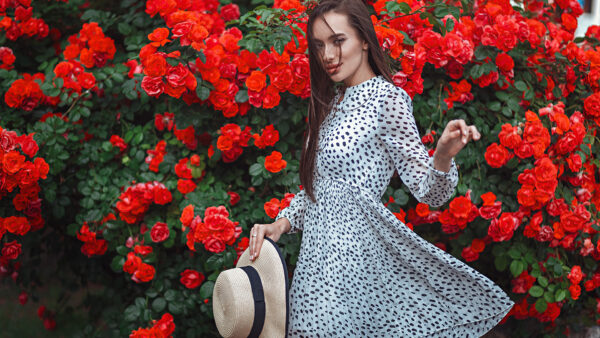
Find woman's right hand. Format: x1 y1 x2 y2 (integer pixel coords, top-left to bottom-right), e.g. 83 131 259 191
248 218 291 262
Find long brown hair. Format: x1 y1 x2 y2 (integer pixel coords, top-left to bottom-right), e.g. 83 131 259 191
301 0 393 203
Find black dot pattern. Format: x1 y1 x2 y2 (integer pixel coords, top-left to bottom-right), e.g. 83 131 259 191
276 75 514 337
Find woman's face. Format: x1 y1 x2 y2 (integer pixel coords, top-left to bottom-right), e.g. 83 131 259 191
311 11 374 87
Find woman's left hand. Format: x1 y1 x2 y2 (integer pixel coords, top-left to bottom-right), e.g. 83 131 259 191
435 119 481 159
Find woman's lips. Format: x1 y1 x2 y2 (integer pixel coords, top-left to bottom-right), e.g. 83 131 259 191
327 63 341 73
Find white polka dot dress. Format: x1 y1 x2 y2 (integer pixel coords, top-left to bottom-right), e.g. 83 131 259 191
275 75 514 337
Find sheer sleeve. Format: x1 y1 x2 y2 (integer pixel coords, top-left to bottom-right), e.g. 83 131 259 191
275 188 308 234
377 86 459 207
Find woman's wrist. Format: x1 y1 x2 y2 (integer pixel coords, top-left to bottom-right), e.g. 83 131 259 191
276 217 291 234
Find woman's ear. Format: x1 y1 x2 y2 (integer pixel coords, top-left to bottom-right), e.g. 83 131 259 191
362 41 368 51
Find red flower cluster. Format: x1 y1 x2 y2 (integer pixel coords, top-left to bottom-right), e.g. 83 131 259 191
181 205 241 253
154 112 175 131
174 125 197 150
123 251 156 283
439 194 479 234
179 269 205 289
140 45 197 99
460 238 486 262
175 155 206 195
150 222 169 243
0 47 16 70
215 123 252 162
0 2 49 41
5 74 46 111
145 140 167 172
76 223 108 257
130 312 175 338
63 22 116 68
443 79 474 110
264 151 287 173
116 181 172 224
53 60 97 94
109 135 127 152
264 192 296 218
252 124 279 149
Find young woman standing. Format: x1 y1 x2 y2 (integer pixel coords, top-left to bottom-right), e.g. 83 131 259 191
248 0 514 336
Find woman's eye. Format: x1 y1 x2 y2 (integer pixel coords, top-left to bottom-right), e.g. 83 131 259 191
334 39 344 44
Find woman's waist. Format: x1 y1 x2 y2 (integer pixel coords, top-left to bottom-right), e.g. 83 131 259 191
313 176 383 200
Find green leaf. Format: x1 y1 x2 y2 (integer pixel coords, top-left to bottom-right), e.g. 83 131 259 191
510 260 524 277
200 281 215 299
537 276 548 287
529 285 544 298
514 81 527 91
196 85 210 101
555 289 567 302
110 255 125 273
543 290 555 303
152 298 167 312
249 163 264 177
164 289 177 302
124 304 140 322
507 248 521 260
535 297 547 313
168 301 184 315
489 101 501 112
494 255 509 271
235 90 249 103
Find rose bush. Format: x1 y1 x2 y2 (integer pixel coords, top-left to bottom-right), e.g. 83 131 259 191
2 0 600 336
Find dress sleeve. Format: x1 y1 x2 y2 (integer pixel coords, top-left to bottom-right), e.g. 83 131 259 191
377 86 459 207
275 189 308 234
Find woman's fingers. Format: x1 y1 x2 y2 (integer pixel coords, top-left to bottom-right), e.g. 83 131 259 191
250 224 265 261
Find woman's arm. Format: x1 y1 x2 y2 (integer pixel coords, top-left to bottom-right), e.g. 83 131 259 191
376 86 459 207
275 188 308 233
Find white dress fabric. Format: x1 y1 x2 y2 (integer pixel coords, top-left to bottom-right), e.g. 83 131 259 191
275 75 514 337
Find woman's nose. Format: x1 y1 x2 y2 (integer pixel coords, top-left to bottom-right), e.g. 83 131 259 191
324 44 337 62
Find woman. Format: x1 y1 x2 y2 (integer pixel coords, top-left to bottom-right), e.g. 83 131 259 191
248 0 514 336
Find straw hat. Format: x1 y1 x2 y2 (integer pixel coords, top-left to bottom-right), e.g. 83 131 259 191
213 237 289 338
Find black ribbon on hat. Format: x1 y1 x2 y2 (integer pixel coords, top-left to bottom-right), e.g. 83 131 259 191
240 266 265 338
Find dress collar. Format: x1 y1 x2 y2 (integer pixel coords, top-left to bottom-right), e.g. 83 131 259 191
334 75 385 111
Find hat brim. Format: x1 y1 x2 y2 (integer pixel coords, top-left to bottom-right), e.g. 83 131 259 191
236 237 289 337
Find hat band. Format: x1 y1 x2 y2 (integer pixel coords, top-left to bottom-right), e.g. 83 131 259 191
240 266 265 338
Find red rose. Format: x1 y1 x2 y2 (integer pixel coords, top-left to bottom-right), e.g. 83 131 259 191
584 92 600 117
4 216 30 236
133 263 155 283
227 191 240 205
143 54 167 77
568 265 583 284
37 305 46 318
0 129 17 152
265 198 281 218
154 312 175 336
141 76 164 97
488 213 518 242
150 222 170 242
479 201 501 220
203 236 226 253
511 270 535 294
263 85 281 109
18 291 28 305
180 269 205 289
495 53 514 72
569 284 581 300
166 64 189 88
264 150 286 173
17 133 38 157
561 211 584 233
134 245 153 256
123 252 141 274
546 198 568 217
220 4 240 21
484 143 511 168
177 179 196 194
2 240 22 260
461 246 479 262
514 141 533 159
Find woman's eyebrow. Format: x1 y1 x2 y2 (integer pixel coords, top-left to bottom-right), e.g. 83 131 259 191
314 33 346 42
